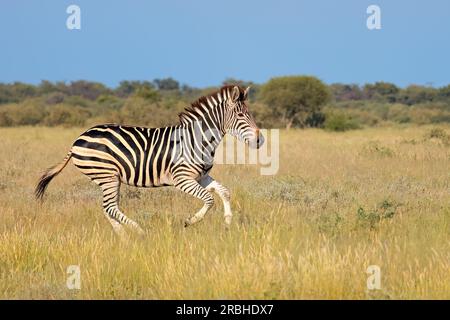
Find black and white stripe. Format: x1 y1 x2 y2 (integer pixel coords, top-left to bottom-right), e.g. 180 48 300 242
35 85 264 236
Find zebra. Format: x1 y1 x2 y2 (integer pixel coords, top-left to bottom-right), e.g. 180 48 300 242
35 85 264 237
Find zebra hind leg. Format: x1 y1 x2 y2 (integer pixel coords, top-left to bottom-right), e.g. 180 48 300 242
102 210 128 239
97 175 145 237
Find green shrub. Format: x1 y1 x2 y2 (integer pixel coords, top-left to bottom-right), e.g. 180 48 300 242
0 100 46 126
305 111 326 128
386 103 411 123
44 104 91 127
357 200 399 230
96 94 124 110
324 111 360 131
119 97 181 127
0 106 13 126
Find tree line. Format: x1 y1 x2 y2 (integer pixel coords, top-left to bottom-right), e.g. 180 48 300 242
0 77 449 130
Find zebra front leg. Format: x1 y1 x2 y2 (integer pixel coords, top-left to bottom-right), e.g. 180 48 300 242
102 210 128 239
174 177 214 227
201 175 232 225
99 176 145 236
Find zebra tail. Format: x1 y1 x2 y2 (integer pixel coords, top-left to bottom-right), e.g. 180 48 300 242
35 151 72 200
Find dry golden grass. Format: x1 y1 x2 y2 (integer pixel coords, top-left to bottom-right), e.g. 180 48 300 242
0 125 449 299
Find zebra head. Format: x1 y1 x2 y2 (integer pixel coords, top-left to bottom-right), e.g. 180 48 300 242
225 86 264 149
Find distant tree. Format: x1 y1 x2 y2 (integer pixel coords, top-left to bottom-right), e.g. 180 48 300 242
115 81 133 97
154 77 180 91
437 84 450 101
259 76 330 129
1 81 58 104
45 92 66 105
96 94 124 109
398 85 437 105
222 78 253 88
363 82 399 102
38 80 110 100
181 84 195 93
10 82 38 99
329 83 363 101
0 84 13 103
0 82 38 103
134 86 161 102
67 80 110 100
179 84 202 102
115 80 155 97
38 80 72 98
38 80 58 95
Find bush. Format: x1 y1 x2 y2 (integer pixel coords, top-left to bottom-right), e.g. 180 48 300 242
45 92 66 105
96 94 124 110
44 104 91 127
424 128 449 146
0 100 46 126
323 111 360 131
386 103 411 123
0 105 14 126
305 111 326 128
357 200 399 230
343 108 380 126
119 97 182 127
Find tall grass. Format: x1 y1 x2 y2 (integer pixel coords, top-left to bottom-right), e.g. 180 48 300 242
0 125 449 299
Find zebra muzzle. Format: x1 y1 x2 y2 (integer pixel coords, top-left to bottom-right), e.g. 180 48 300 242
249 132 264 149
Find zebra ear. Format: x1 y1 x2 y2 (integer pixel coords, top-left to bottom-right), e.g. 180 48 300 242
243 86 251 100
231 86 240 103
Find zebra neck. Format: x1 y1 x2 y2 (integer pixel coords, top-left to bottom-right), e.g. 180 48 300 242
182 105 226 146
174 122 224 167
182 122 225 149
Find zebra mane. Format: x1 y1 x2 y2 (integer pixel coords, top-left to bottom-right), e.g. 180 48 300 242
178 85 247 124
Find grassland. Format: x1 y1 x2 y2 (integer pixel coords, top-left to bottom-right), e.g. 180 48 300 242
0 125 449 299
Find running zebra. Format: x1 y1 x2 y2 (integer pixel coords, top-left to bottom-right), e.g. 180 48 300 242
35 85 264 236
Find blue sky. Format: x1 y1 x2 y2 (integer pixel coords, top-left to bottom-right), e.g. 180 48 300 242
1 0 449 88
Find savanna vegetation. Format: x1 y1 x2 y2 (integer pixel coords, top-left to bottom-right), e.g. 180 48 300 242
0 125 449 299
0 77 449 131
0 76 449 299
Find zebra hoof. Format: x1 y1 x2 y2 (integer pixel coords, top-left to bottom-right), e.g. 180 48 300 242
224 216 232 225
132 223 145 237
184 219 191 228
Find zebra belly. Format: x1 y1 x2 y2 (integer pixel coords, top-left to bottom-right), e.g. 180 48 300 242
71 144 173 188
71 124 176 188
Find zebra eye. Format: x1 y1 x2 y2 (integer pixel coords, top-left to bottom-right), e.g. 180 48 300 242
237 112 244 117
